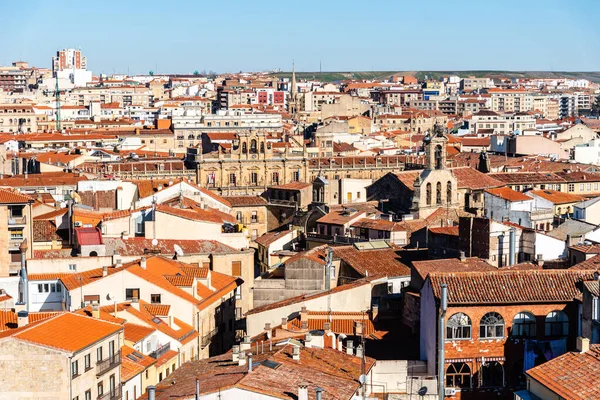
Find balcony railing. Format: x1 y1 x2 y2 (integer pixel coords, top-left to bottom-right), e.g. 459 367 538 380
149 343 171 360
8 216 26 225
201 327 218 347
97 386 121 400
96 351 121 377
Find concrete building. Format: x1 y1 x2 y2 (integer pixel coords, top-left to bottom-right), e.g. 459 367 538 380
0 189 34 276
484 187 553 231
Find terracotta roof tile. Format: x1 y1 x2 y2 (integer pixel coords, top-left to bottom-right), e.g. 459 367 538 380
223 195 268 206
485 187 532 202
528 189 586 205
124 323 156 343
13 313 122 352
255 229 293 246
333 245 410 278
0 188 34 204
428 226 459 236
103 237 240 256
526 345 600 399
142 304 171 316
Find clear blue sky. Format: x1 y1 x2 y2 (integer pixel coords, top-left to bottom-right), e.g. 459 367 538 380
1 0 599 74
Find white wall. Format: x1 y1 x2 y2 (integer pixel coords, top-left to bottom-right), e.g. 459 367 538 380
535 233 567 260
136 182 230 213
27 256 114 274
246 283 373 336
419 279 437 376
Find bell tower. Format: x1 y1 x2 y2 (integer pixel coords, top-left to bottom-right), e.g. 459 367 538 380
424 123 448 170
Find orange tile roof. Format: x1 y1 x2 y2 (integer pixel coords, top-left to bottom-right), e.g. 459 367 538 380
0 188 34 204
142 303 171 316
121 345 156 382
529 189 586 205
33 207 68 220
485 186 532 202
526 345 600 399
155 204 227 224
14 313 122 352
154 349 179 368
124 323 156 343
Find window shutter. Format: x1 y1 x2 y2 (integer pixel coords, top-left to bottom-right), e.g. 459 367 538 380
232 261 242 277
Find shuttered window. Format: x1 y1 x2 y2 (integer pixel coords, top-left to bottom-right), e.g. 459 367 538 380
232 261 242 277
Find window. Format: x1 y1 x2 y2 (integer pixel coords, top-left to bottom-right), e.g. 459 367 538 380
436 182 442 206
447 181 453 204
568 183 575 192
250 172 258 185
125 288 140 301
512 312 536 337
426 183 432 205
446 362 471 388
69 264 77 271
151 294 161 304
251 210 258 223
229 173 237 186
97 383 103 396
97 346 103 362
71 360 79 377
545 310 568 336
446 313 471 340
579 183 585 191
9 228 23 240
232 261 242 277
85 390 91 400
159 372 163 382
84 354 91 371
235 286 241 300
293 170 300 182
357 192 361 199
272 172 279 184
479 312 504 339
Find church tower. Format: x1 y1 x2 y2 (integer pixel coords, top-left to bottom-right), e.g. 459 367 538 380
424 123 448 170
289 62 298 118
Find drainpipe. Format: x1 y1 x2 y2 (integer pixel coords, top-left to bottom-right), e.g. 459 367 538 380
438 284 448 400
508 228 516 266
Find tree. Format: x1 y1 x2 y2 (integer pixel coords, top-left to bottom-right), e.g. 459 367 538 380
148 70 154 76
193 70 200 76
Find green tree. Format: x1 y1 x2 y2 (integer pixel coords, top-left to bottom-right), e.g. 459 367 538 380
148 70 154 76
193 70 200 76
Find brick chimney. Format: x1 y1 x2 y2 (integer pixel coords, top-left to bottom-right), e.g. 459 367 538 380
323 322 331 333
300 306 308 322
536 254 544 267
292 345 300 361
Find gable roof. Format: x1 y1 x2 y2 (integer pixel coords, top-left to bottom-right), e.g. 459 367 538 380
528 189 585 205
12 313 122 353
526 345 600 400
0 189 34 204
485 187 532 202
428 269 595 305
333 245 410 278
75 227 103 245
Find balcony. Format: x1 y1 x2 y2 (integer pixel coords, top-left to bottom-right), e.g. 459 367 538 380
201 327 218 347
96 351 121 377
8 216 26 225
97 386 121 400
149 343 171 360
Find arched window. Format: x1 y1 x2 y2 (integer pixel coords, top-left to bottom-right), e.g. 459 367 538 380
241 142 247 153
435 144 443 169
260 142 265 153
8 119 12 124
426 183 432 205
512 312 537 337
196 134 202 140
447 313 471 340
545 311 568 336
446 362 471 388
187 134 194 140
89 251 98 257
481 361 504 387
447 181 453 204
480 312 504 339
436 182 442 206
250 139 257 153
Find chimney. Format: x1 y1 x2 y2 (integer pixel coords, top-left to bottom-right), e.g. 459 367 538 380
459 250 466 262
292 345 300 361
238 351 247 366
354 321 363 336
536 254 544 267
140 256 147 270
323 322 331 332
195 379 200 400
315 388 324 400
346 340 354 355
102 265 108 277
247 353 253 373
355 344 363 359
232 345 240 362
17 310 29 328
298 383 309 400
301 320 308 330
92 303 100 319
240 335 251 351
577 337 590 353
281 317 288 330
305 333 312 348
116 258 123 268
147 386 156 400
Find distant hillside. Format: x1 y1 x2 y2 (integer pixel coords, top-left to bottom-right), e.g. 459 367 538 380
269 70 600 83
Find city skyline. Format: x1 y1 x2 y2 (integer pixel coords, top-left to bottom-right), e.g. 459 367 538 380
1 0 600 74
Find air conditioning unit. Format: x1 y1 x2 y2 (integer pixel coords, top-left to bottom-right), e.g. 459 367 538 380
445 387 457 396
74 221 83 227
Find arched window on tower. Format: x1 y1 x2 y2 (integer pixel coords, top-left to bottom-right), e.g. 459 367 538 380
241 142 247 154
436 182 442 206
435 145 443 169
426 183 432 206
260 142 265 153
447 181 453 204
250 139 257 154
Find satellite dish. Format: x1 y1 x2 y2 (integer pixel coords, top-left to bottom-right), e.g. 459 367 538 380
151 238 158 247
106 292 114 301
174 244 184 256
358 375 366 385
418 387 428 396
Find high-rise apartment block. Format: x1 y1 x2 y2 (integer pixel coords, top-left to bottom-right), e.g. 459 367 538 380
52 48 87 76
